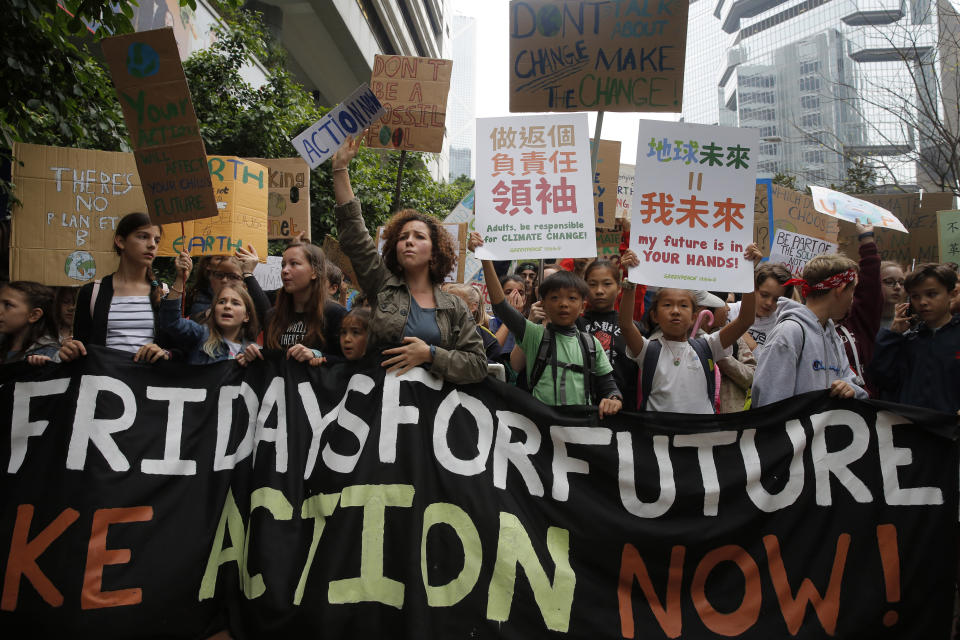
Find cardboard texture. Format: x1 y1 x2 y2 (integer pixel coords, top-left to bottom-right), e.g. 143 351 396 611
247 157 311 240
375 223 467 282
509 0 688 113
592 139 620 229
101 28 217 224
938 210 960 264
597 230 621 259
322 237 361 294
836 192 954 264
754 182 772 257
616 163 634 219
364 55 453 153
157 157 268 260
290 84 385 169
810 186 909 233
770 184 840 246
9 143 146 286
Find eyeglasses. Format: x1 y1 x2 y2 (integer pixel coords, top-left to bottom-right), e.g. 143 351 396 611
882 278 905 288
211 271 243 282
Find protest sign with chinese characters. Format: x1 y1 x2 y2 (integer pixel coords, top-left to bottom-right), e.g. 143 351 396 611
509 0 688 112
475 114 596 260
101 28 217 224
247 157 310 240
365 55 452 153
628 121 758 291
157 157 268 260
291 84 384 169
810 186 909 232
938 210 960 263
592 139 620 228
769 229 839 276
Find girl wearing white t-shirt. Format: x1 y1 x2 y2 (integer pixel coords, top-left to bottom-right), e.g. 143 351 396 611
59 212 169 363
618 246 762 413
727 262 800 355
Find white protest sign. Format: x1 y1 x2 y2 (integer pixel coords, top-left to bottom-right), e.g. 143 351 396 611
290 84 385 169
628 120 758 292
253 255 283 291
474 113 596 260
769 229 839 276
809 185 909 233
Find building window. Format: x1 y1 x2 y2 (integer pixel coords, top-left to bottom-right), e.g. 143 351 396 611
801 113 822 128
801 95 820 109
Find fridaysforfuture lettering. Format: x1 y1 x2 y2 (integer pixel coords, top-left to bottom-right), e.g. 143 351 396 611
0 347 956 638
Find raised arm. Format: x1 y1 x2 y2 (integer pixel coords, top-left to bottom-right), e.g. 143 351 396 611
618 250 646 356
718 243 762 349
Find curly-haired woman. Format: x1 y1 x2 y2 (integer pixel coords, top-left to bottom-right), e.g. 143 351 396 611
331 136 486 384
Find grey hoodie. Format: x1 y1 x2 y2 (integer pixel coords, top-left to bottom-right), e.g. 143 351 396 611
753 305 867 407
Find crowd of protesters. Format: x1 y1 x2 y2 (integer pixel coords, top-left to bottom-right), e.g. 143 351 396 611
1 140 958 419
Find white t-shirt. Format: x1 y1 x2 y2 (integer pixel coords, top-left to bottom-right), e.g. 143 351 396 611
626 332 731 413
106 296 155 353
728 299 783 355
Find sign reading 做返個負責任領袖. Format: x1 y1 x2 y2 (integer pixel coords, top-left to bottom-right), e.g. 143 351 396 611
474 114 597 261
628 121 758 292
509 0 689 113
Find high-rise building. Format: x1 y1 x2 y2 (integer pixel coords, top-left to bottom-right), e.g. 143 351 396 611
448 14 476 181
683 0 956 189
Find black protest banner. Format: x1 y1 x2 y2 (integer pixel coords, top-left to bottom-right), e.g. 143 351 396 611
1 347 957 638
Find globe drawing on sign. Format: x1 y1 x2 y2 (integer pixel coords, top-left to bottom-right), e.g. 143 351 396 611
378 126 393 146
538 5 562 37
126 42 159 78
64 251 96 282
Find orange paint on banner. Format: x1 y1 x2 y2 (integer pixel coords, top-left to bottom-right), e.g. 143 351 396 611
1 504 79 610
81 506 154 610
618 543 684 638
690 544 762 635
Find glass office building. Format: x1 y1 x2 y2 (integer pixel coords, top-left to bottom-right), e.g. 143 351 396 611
683 0 953 188
448 14 477 180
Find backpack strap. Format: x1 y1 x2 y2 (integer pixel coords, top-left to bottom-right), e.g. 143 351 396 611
837 325 862 380
528 325 555 390
639 339 663 411
576 329 596 404
530 325 597 405
687 337 717 409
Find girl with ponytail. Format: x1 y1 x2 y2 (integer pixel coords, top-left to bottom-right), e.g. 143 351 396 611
59 212 170 363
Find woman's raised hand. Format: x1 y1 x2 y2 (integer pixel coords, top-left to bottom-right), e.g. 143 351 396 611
332 135 363 170
236 244 259 275
468 231 483 253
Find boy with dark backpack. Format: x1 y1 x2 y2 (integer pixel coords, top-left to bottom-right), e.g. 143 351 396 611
618 246 762 413
476 239 623 417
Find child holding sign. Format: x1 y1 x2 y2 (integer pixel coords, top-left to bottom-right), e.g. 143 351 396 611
473 233 623 417
618 245 762 413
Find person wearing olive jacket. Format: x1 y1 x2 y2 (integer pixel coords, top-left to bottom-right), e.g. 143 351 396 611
331 136 487 384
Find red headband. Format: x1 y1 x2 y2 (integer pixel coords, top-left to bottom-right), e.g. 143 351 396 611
784 268 857 299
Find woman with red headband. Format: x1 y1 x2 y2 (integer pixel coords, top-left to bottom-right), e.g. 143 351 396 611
752 254 868 407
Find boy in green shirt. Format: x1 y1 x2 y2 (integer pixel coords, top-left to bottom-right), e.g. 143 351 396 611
475 236 622 416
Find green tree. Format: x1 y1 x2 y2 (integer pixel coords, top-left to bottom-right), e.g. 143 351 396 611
771 172 798 191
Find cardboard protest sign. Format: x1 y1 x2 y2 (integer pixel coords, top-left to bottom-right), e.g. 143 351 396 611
836 192 954 264
810 185 908 232
628 120 758 292
753 180 773 257
291 84 385 169
592 139 620 228
247 158 311 240
509 0 688 113
157 157 268 260
322 236 361 293
596 230 621 260
364 55 453 153
8 143 139 286
938 210 960 263
616 163 634 219
101 28 217 224
375 223 467 282
475 114 597 260
770 184 840 245
769 229 839 276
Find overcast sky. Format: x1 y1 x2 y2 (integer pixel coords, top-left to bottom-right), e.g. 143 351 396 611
451 0 679 169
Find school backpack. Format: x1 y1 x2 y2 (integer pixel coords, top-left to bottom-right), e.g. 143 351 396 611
638 337 717 412
528 325 597 405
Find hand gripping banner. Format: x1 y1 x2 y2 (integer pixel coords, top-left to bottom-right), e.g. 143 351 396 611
0 347 957 638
